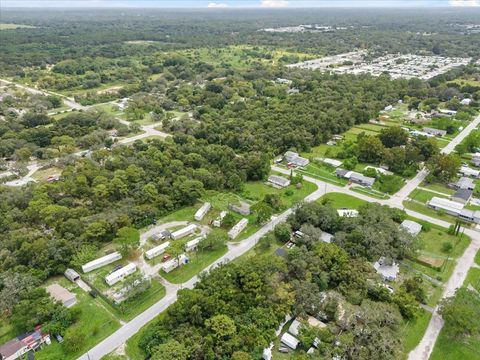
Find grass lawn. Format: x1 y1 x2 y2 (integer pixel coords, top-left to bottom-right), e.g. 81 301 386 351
475 250 480 265
401 308 432 357
36 280 121 360
420 182 456 195
351 186 390 199
318 192 368 209
402 200 455 224
0 321 15 344
463 267 480 292
160 246 228 284
297 163 347 186
0 23 35 30
409 189 448 203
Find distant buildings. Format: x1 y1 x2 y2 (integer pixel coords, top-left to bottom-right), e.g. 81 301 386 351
46 284 77 308
81 252 122 273
268 175 291 188
284 151 310 168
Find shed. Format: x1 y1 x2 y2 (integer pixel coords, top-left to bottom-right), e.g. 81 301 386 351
145 241 170 260
213 211 227 227
105 263 137 286
280 332 299 349
171 224 197 240
194 202 211 221
64 268 80 282
81 252 122 273
46 284 77 308
400 220 422 237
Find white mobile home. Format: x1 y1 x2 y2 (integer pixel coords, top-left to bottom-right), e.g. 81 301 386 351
185 236 204 252
145 241 170 260
171 224 197 240
81 252 122 273
194 202 211 221
281 332 299 349
427 197 464 216
162 254 189 273
213 211 227 227
105 263 137 286
228 218 248 239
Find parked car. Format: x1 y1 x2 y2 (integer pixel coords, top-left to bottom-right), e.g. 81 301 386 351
162 254 172 262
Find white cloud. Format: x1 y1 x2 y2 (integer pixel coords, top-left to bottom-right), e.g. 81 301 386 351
449 0 480 6
260 0 289 8
207 2 229 8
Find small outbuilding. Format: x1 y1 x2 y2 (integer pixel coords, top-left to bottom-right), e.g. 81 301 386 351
268 175 291 188
64 268 80 283
280 332 299 349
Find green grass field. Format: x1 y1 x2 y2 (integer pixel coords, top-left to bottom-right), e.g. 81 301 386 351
419 182 456 196
475 250 480 265
351 186 390 199
402 200 456 224
318 192 368 209
401 308 432 357
409 188 448 204
297 163 347 186
0 23 35 30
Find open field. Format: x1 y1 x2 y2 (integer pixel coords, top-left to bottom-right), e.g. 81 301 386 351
318 192 368 209
0 23 35 30
401 309 432 358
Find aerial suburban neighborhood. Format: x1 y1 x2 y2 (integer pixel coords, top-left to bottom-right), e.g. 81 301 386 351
1 2 480 360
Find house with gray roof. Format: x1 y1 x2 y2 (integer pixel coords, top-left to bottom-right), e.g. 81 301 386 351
400 220 422 237
451 188 473 204
374 257 399 281
455 177 475 190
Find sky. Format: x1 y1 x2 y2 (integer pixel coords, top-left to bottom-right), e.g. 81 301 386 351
3 0 480 8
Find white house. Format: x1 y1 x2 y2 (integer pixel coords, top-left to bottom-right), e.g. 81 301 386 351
321 158 343 168
145 241 170 260
194 203 211 221
105 263 137 286
162 254 189 273
82 252 122 273
213 211 227 227
185 236 204 252
281 332 299 349
400 220 422 237
228 218 249 239
459 166 480 178
268 175 291 188
284 151 310 167
374 257 399 281
171 224 197 240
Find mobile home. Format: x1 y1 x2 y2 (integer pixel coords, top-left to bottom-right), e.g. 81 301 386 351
81 252 122 273
105 263 137 286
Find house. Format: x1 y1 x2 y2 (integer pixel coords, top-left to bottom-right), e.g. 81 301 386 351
320 158 343 168
423 127 447 137
374 257 399 281
459 166 480 178
185 236 204 252
451 189 473 204
162 254 189 273
229 201 251 216
364 165 393 176
145 241 170 260
427 197 464 216
337 209 359 217
81 252 122 273
400 220 422 237
472 153 480 167
171 224 197 240
213 211 227 227
335 169 376 187
455 177 475 190
0 327 50 360
46 284 77 308
268 175 291 188
461 98 472 106
64 268 80 283
284 151 310 168
438 109 457 116
105 263 137 286
228 218 248 239
288 319 301 336
410 129 434 138
194 202 211 221
280 332 299 349
459 209 480 223
152 230 171 241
